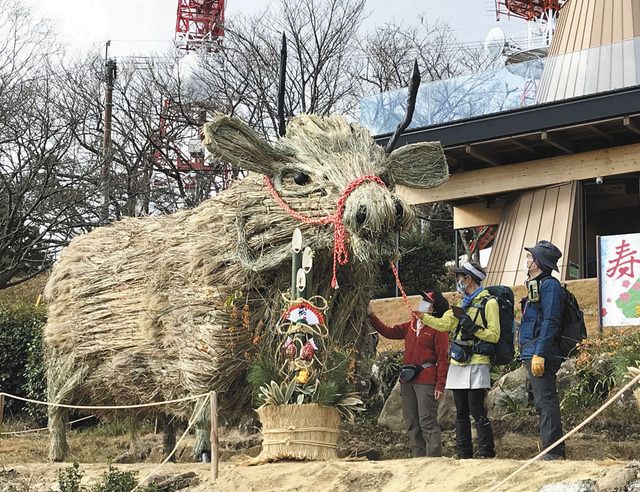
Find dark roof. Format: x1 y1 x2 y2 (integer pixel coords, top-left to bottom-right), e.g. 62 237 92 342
374 85 640 173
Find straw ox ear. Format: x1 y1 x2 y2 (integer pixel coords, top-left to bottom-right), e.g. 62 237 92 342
202 115 293 176
383 61 449 189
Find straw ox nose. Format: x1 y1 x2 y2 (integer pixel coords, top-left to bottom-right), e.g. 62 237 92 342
344 181 399 238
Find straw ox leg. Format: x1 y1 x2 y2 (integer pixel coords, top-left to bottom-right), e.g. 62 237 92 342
193 402 211 461
48 405 69 462
160 414 177 462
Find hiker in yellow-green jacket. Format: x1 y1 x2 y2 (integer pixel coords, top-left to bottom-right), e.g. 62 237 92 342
416 261 500 459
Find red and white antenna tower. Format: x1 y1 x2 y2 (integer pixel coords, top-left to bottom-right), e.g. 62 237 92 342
495 0 565 47
175 0 225 52
152 0 230 191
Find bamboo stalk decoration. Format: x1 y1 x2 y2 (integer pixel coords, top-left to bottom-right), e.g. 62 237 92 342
210 391 218 481
296 268 306 299
291 228 303 299
302 247 314 298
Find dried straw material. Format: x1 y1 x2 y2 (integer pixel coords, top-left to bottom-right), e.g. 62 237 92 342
386 141 448 189
256 404 340 462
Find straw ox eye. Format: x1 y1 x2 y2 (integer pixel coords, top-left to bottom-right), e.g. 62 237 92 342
293 171 310 185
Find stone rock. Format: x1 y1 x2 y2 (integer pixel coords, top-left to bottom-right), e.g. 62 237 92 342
557 358 581 401
438 390 456 430
486 365 530 419
628 480 640 492
378 380 403 431
595 462 639 491
151 472 200 491
538 480 597 492
609 386 640 413
377 383 456 431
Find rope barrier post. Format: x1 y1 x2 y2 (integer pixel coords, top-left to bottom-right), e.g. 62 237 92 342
210 391 218 481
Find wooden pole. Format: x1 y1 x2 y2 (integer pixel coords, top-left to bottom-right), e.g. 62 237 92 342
596 235 604 336
0 394 4 434
101 51 117 225
210 391 218 481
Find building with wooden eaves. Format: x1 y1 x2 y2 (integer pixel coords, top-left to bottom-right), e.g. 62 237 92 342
362 0 640 287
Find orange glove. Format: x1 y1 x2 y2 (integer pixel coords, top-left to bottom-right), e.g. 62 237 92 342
531 355 545 377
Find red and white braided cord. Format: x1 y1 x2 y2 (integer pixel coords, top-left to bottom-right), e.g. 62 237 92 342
263 174 385 288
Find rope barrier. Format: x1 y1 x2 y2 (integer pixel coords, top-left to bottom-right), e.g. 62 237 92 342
0 391 213 486
0 415 95 436
133 394 210 491
486 370 640 492
0 392 209 410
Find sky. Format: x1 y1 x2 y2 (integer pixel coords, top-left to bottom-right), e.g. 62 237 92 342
33 0 529 58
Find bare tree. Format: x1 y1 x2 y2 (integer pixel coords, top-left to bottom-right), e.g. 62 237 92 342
0 1 99 288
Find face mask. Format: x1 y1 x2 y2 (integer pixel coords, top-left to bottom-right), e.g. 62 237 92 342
456 279 467 294
523 260 530 277
417 300 431 313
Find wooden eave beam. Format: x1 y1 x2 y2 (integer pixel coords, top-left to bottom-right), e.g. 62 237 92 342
623 116 640 136
587 125 614 141
541 130 575 154
509 138 537 154
396 142 640 205
465 144 502 166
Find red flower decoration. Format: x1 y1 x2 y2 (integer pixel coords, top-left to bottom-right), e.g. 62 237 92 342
300 339 318 361
285 343 297 359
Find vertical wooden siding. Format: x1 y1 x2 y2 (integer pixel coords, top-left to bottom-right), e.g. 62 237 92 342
538 0 640 103
486 182 578 286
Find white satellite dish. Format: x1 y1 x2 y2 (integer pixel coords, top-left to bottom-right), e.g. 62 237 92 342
174 51 211 102
483 27 507 59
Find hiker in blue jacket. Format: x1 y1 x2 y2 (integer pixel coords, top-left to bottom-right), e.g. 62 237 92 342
519 240 566 460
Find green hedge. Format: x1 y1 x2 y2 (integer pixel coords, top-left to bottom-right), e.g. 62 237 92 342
0 303 47 421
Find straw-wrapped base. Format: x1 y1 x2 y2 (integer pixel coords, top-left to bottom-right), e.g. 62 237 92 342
256 404 340 462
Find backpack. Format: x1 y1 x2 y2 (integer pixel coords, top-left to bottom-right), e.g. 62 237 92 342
477 286 516 366
542 278 587 358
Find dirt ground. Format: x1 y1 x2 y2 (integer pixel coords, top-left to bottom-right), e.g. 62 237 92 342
3 274 639 491
0 456 632 492
2 416 640 491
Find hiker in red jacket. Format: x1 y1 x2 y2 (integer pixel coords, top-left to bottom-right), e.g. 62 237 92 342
368 291 450 457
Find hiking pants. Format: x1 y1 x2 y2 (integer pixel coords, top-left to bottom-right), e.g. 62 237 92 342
525 359 565 457
401 383 442 457
452 389 495 458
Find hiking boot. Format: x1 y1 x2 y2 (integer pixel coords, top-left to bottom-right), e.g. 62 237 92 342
539 453 564 461
475 417 496 458
455 419 473 459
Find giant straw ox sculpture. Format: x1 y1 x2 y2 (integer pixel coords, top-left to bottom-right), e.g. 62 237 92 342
43 62 449 462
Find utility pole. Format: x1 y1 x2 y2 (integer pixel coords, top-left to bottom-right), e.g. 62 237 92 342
101 40 116 225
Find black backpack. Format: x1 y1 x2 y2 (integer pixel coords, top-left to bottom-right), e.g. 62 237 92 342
477 286 516 366
542 278 587 358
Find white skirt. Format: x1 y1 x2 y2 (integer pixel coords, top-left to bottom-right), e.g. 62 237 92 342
445 363 491 390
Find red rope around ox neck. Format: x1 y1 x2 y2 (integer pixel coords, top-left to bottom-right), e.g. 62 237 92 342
264 174 385 288
263 174 415 321
263 175 412 308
